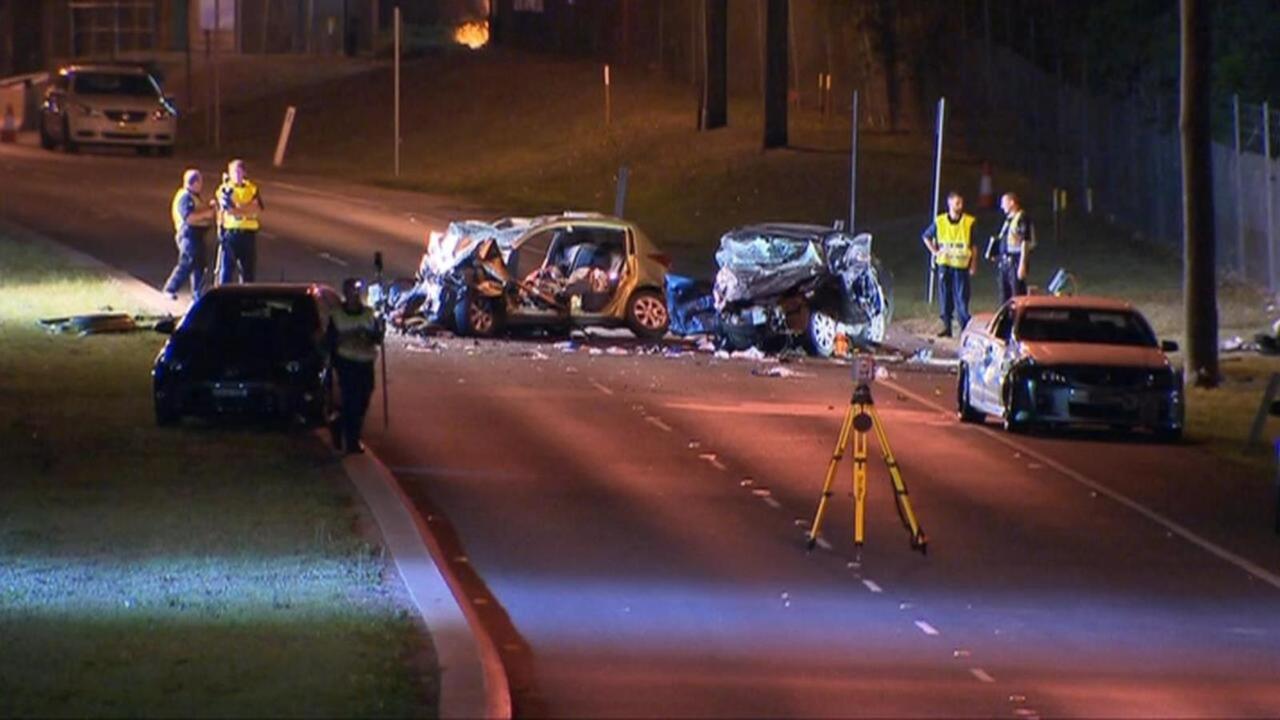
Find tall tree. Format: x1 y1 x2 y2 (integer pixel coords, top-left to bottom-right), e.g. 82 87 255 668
703 0 727 130
1180 0 1218 387
763 0 788 148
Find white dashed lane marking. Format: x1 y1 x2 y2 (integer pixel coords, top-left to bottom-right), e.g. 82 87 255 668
589 380 615 396
762 497 782 509
969 668 996 683
914 620 940 636
317 251 349 267
814 537 833 551
644 416 673 432
862 579 883 593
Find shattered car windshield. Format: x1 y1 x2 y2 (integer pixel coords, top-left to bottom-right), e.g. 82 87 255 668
1016 308 1156 347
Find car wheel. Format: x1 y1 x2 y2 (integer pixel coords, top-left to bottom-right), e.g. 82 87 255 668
1002 382 1030 433
957 364 984 423
454 288 504 337
806 308 839 357
62 117 78 153
626 289 670 340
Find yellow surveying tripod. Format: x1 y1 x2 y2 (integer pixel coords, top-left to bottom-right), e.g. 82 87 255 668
807 355 928 554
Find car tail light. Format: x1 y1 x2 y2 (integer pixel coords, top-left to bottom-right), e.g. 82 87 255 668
648 252 673 270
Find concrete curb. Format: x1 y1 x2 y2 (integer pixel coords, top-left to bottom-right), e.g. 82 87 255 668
341 450 512 720
0 216 507 717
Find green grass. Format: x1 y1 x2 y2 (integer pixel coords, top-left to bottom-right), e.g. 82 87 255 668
1186 354 1280 471
0 237 436 717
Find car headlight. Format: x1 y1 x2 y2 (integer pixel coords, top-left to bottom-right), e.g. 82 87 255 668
152 107 175 121
165 358 185 373
76 103 100 117
284 361 302 374
1039 368 1069 385
1146 370 1177 390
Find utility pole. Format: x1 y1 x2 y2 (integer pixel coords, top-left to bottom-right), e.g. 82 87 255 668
702 0 727 130
763 0 788 149
1180 0 1218 387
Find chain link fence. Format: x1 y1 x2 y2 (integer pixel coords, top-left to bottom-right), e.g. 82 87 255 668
954 44 1280 293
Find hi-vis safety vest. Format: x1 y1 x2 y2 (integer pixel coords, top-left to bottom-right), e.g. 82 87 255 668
1000 210 1033 254
331 307 380 363
934 213 975 269
220 180 261 231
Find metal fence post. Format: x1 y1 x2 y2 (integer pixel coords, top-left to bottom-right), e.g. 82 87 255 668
1235 95 1247 276
1265 102 1275 294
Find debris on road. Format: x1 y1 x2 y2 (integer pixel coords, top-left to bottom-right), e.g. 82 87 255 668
752 365 813 379
39 312 159 336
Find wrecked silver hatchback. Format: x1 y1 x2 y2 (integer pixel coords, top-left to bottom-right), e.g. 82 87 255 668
712 224 893 356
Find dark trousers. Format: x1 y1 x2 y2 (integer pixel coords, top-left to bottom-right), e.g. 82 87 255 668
938 266 971 332
163 229 208 298
334 356 375 450
217 229 257 284
998 256 1028 307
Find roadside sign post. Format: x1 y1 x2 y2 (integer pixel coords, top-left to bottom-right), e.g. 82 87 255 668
272 106 297 168
394 6 401 178
927 97 945 306
614 165 630 218
374 251 389 431
850 89 859 231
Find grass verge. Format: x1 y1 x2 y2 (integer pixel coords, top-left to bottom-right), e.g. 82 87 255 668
0 236 437 717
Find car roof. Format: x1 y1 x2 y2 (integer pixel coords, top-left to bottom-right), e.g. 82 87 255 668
525 212 634 230
730 223 845 240
59 63 152 76
1011 295 1137 312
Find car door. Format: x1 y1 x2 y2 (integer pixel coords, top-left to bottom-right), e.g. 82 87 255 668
975 308 1015 409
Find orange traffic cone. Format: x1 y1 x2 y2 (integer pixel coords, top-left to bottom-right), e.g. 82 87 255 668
978 161 994 209
0 104 16 143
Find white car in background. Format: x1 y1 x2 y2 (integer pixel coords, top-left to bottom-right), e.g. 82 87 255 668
39 63 177 155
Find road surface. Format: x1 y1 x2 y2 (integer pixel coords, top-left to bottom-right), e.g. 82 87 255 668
3 137 1278 718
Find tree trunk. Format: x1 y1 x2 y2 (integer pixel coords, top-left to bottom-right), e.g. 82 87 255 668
763 0 788 148
703 0 727 129
1180 0 1219 387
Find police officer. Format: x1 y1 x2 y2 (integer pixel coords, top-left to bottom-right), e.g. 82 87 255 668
216 159 264 284
162 169 215 301
328 278 384 454
996 192 1034 305
921 190 977 337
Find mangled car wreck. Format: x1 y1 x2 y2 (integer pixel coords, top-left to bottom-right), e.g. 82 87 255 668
386 213 673 340
709 224 893 356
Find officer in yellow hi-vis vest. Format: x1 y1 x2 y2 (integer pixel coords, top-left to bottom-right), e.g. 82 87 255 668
920 190 977 337
216 158 264 284
327 278 384 454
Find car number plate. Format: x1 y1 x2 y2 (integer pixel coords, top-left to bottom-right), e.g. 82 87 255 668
212 385 248 398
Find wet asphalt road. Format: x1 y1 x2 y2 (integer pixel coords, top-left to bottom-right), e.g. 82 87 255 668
4 138 1280 718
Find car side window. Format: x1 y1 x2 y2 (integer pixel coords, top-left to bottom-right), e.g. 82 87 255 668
993 310 1014 341
510 229 556 280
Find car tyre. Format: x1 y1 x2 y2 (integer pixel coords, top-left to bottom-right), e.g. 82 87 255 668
1002 382 1030 434
62 117 78 153
806 307 839 357
454 288 504 338
957 364 984 423
626 288 670 340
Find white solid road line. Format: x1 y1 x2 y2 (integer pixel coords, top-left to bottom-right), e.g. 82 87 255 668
914 620 940 636
881 377 1280 593
644 416 674 432
862 579 883 593
589 379 615 396
762 496 783 509
969 668 996 683
317 251 350 267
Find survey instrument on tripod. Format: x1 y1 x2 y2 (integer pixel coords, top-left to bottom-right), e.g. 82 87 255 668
807 354 928 554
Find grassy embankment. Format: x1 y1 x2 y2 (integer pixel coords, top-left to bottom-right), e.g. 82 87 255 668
205 48 1278 462
0 236 436 716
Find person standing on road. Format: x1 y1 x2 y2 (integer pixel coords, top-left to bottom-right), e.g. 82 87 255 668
216 159 264 284
921 190 977 337
996 192 1035 305
327 278 384 455
162 169 215 301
